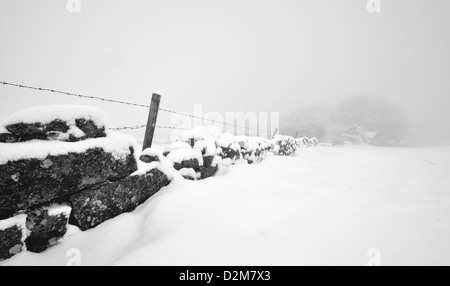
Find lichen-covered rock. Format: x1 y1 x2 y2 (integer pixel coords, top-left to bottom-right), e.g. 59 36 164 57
25 205 71 253
139 148 163 164
69 168 170 231
199 165 218 179
0 215 26 261
0 147 137 219
179 168 200 181
74 118 106 141
202 155 214 168
139 154 159 163
241 149 253 160
0 226 23 260
220 147 240 161
5 119 106 142
166 147 203 172
0 132 18 143
173 158 201 171
3 105 108 142
272 135 297 156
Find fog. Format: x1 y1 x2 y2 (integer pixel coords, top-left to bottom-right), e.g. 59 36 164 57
1 0 449 144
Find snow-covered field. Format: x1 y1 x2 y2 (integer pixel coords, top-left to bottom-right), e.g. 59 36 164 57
2 145 450 266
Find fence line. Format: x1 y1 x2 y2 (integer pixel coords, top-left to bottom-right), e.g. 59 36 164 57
110 125 190 132
1 81 150 108
1 81 272 137
109 125 147 131
111 124 271 138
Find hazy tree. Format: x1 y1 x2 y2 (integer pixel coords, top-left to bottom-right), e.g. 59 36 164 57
335 97 410 146
281 96 411 146
281 106 331 140
335 97 405 131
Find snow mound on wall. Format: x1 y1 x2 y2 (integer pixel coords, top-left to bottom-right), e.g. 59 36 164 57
134 148 176 180
0 126 9 134
234 135 249 145
47 204 72 218
2 105 109 129
178 168 201 180
141 148 164 161
244 139 260 152
194 139 216 156
166 148 204 165
0 132 137 165
216 132 235 148
0 214 27 248
211 155 222 167
0 214 27 232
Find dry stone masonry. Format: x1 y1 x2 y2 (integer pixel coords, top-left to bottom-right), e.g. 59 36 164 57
1 105 318 262
0 105 172 260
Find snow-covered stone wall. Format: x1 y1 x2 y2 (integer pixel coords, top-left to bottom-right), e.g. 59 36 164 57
148 126 312 181
0 106 318 262
0 106 172 260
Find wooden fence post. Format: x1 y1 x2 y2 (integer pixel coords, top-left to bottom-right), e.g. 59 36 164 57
142 93 161 151
271 127 279 139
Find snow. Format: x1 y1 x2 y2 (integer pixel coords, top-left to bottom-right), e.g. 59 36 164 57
361 131 378 139
0 214 26 231
166 148 204 166
141 148 164 161
163 141 191 154
47 204 72 218
133 151 176 181
49 126 86 141
244 139 259 152
253 137 271 150
234 135 249 146
229 142 241 151
3 146 450 266
179 168 201 180
211 155 222 167
193 139 216 156
0 126 9 134
0 132 137 165
2 105 109 129
221 158 233 167
216 133 235 148
0 214 27 250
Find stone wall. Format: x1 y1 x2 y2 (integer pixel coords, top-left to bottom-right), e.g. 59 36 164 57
1 106 318 262
0 107 172 260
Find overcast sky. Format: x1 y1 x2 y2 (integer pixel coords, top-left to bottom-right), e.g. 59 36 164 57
0 0 449 141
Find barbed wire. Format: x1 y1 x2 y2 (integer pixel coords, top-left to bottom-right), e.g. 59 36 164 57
1 81 272 136
156 125 190 131
1 81 151 108
110 125 147 131
110 125 190 131
112 125 271 138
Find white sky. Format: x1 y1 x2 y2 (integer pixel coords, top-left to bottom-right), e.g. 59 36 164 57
1 0 449 141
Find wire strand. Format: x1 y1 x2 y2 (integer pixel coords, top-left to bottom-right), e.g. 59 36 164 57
1 81 150 108
110 125 190 131
1 81 272 136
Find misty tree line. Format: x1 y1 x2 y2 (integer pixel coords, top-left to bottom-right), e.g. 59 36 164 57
281 97 412 147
